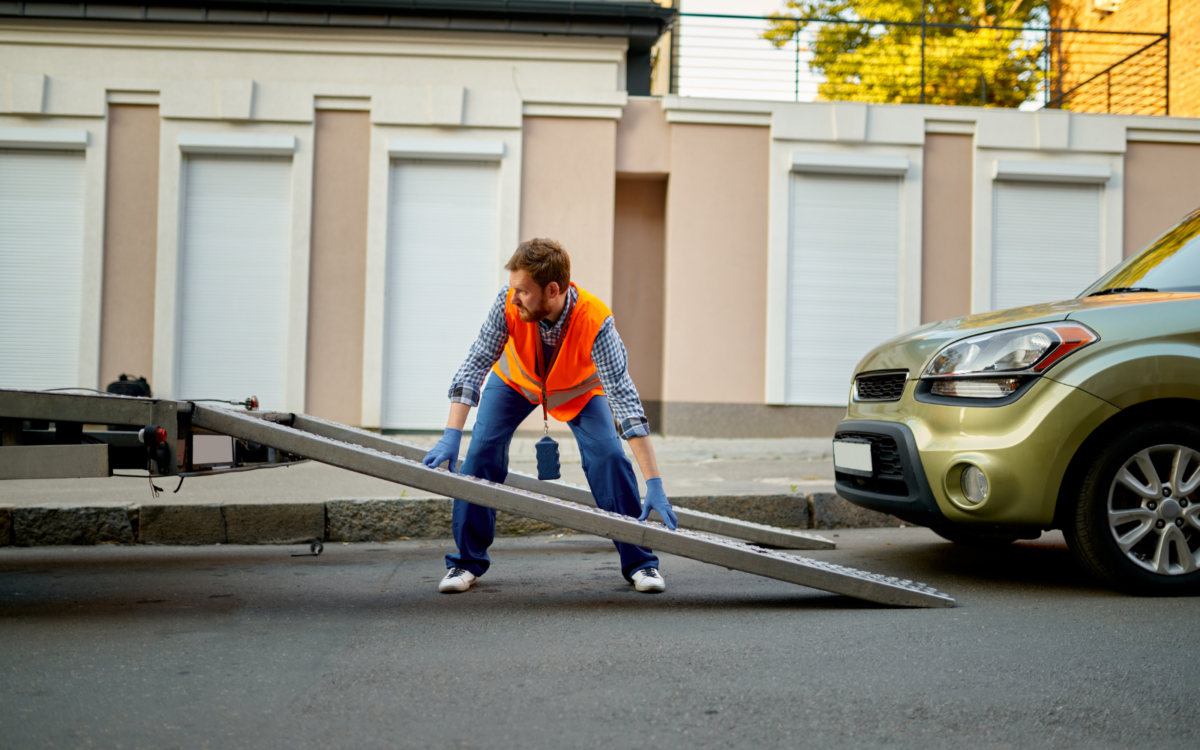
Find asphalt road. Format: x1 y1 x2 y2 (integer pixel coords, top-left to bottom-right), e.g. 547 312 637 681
1 528 1194 750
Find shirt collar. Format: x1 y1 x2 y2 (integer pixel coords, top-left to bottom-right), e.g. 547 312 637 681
539 285 576 335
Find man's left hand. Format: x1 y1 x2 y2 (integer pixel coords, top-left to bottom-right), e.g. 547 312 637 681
638 477 678 530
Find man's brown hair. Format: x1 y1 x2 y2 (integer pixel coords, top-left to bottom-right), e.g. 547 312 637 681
505 238 571 291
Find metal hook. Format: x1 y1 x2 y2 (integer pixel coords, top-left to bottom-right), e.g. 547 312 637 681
291 539 323 557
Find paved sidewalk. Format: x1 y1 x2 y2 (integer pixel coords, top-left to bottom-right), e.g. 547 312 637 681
3 434 837 508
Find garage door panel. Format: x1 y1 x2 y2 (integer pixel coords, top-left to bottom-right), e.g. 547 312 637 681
0 150 86 390
383 160 499 430
786 173 901 406
176 155 291 410
993 182 1103 310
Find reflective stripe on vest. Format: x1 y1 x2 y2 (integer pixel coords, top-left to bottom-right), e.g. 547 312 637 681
491 283 610 422
546 372 602 410
494 349 541 403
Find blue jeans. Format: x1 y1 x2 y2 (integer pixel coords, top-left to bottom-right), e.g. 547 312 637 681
446 372 659 581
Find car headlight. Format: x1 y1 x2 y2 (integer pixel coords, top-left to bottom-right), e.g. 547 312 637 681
921 322 1099 398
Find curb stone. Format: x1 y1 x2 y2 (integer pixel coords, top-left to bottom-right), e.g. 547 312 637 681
325 498 561 542
810 492 902 529
0 493 899 547
0 506 12 546
12 506 135 546
225 502 325 544
327 498 454 542
140 504 225 545
673 494 810 528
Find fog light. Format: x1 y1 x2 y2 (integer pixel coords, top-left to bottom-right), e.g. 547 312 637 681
962 466 988 505
931 378 1021 398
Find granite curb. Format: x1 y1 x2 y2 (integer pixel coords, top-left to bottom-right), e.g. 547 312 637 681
1 493 900 547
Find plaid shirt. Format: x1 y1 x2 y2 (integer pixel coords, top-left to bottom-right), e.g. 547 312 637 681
448 285 651 439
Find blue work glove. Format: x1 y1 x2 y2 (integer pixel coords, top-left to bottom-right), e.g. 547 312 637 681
422 428 462 473
638 477 678 530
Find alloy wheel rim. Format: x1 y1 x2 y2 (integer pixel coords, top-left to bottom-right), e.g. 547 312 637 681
1107 444 1200 576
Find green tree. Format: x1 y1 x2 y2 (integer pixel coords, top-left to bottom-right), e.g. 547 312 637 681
764 0 1048 107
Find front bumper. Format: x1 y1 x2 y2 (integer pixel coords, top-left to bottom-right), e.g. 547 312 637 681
833 420 948 528
835 376 1120 530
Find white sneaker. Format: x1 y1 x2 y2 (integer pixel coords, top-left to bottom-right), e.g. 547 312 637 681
631 567 666 593
438 567 477 593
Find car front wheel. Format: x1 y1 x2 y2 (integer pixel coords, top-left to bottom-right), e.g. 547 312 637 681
1066 420 1200 595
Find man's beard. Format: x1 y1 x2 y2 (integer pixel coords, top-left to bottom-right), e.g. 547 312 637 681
516 296 551 323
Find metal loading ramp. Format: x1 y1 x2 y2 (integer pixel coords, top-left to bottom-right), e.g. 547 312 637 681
276 412 836 552
194 406 955 609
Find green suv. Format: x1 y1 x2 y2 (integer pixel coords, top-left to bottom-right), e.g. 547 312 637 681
835 208 1200 595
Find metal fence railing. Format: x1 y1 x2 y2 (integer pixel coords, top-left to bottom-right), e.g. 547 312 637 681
671 13 1169 115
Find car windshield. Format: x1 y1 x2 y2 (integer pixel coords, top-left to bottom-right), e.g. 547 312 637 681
1081 207 1200 296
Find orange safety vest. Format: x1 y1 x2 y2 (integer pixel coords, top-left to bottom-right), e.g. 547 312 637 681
492 283 609 422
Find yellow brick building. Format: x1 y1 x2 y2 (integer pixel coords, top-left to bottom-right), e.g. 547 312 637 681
1052 0 1199 117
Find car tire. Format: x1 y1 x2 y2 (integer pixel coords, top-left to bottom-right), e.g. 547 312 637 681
1065 419 1200 595
932 528 1018 547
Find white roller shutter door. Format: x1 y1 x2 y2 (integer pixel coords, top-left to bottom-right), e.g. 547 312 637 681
383 160 499 430
787 173 902 406
176 155 291 409
0 150 86 390
992 181 1102 310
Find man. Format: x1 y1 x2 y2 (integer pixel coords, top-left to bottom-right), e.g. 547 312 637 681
422 238 678 594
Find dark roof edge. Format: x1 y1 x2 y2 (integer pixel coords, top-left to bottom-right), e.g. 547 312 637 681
4 1 677 33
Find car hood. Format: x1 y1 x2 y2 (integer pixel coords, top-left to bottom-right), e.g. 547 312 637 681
854 292 1200 376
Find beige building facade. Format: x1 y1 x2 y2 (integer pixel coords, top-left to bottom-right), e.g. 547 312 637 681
3 10 1200 437
614 97 1200 436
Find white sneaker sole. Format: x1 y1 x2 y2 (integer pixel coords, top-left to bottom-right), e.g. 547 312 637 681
439 576 476 593
633 577 665 593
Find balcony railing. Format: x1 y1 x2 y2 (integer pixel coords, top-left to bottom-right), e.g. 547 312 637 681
670 13 1169 115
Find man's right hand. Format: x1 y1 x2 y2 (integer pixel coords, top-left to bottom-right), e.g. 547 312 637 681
422 428 463 472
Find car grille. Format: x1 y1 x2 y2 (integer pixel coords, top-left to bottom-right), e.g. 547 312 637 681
854 371 908 402
835 431 909 496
